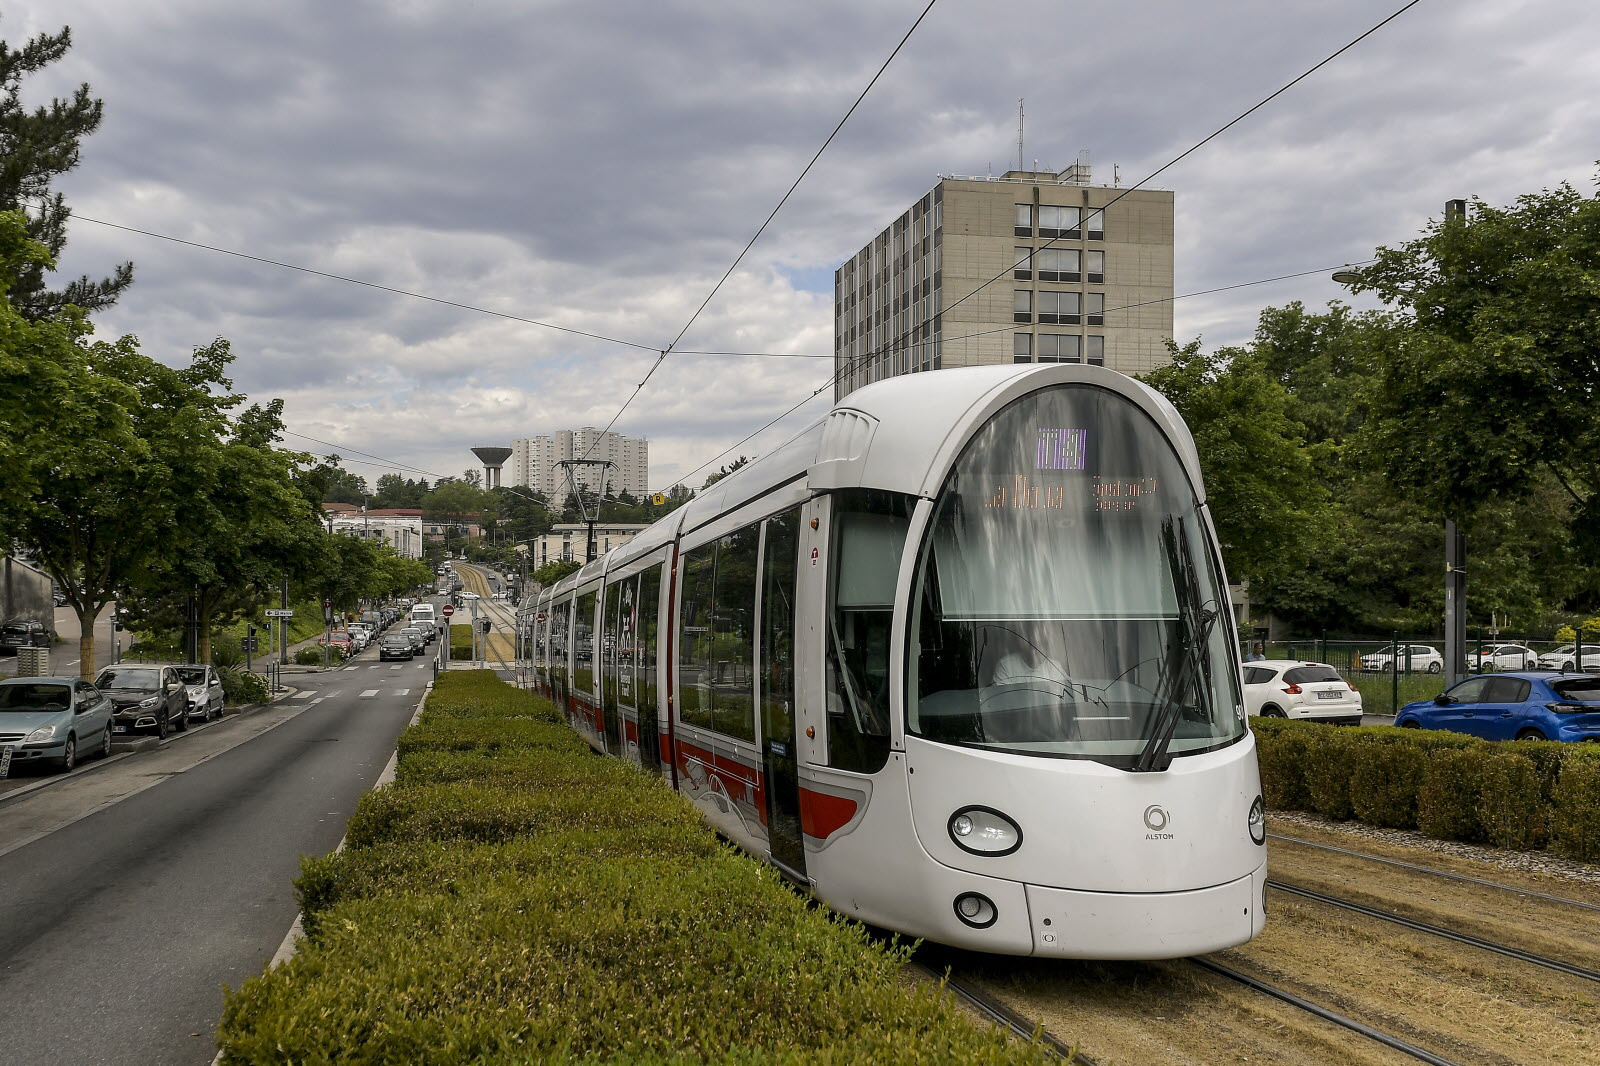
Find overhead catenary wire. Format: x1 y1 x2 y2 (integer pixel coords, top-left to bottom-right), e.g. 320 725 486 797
836 0 1428 396
575 0 944 464
661 256 1380 493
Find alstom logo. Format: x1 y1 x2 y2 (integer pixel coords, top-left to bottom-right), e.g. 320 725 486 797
1143 804 1173 840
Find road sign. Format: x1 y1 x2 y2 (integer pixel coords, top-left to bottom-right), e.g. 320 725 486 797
265 608 294 618
651 493 667 506
536 613 547 624
442 604 455 618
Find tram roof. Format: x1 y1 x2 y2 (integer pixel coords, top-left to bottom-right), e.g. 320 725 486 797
547 364 1203 598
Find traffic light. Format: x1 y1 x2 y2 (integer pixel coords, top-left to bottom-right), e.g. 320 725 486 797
480 617 491 633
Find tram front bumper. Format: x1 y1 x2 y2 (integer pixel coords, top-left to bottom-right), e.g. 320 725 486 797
1024 863 1267 959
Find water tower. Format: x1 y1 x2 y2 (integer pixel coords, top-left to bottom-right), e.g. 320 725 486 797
471 446 513 489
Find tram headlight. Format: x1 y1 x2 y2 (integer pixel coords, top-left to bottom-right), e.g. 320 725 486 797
947 806 1022 856
1248 794 1266 845
952 892 998 929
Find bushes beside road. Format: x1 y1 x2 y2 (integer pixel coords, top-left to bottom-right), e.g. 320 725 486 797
1254 717 1600 859
216 671 1055 1065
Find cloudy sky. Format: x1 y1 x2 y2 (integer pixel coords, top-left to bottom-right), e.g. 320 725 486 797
14 0 1600 492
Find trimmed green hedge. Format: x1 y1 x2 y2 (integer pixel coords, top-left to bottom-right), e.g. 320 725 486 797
1253 717 1600 859
217 671 1056 1064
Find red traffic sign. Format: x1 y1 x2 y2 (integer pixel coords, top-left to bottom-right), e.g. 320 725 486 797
536 613 547 623
442 604 455 618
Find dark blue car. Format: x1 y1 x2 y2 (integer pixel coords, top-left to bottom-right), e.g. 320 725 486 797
1397 672 1600 742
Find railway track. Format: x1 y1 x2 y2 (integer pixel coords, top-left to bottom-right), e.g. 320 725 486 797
910 949 1091 1063
1268 832 1600 913
1189 958 1465 1066
1267 878 1600 984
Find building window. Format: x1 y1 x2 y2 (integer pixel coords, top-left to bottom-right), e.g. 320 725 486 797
1037 248 1080 282
1087 335 1105 365
1039 205 1081 239
1037 291 1080 325
1086 292 1104 326
1038 334 1081 363
1013 289 1033 323
1013 332 1032 362
1013 246 1032 280
1086 207 1104 239
1014 203 1032 237
1086 250 1105 283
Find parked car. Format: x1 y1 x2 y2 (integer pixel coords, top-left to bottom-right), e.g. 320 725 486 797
1360 644 1444 674
1397 672 1600 742
399 626 426 653
0 676 115 773
174 664 225 721
1468 644 1538 672
0 618 53 654
95 664 189 739
52 585 67 608
1244 660 1363 725
1535 644 1600 672
321 631 354 658
378 634 414 661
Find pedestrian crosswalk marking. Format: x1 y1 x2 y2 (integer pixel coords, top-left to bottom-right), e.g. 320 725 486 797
292 692 313 700
359 689 379 698
311 697 326 705
393 689 410 696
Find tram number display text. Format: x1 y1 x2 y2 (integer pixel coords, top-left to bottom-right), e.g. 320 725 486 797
984 473 1161 511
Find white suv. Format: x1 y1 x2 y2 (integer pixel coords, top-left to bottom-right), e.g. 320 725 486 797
1359 644 1443 674
1244 660 1363 725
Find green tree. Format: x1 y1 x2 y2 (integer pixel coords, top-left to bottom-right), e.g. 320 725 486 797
531 559 581 586
301 460 368 507
0 212 136 548
0 24 132 319
1350 182 1600 529
1141 339 1328 587
425 480 489 537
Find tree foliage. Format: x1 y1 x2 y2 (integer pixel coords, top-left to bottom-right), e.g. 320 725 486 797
0 24 132 318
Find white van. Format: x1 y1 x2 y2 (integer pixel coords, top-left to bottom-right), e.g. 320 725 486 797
410 603 436 627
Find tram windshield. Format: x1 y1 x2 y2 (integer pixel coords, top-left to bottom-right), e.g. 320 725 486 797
907 383 1244 769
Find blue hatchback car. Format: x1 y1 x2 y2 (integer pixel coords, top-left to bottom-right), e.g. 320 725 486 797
1396 672 1600 742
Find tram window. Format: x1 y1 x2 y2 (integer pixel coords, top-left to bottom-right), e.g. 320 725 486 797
638 565 662 770
678 544 716 729
549 601 569 698
574 591 597 696
762 509 801 744
709 527 759 741
827 489 912 774
601 582 623 748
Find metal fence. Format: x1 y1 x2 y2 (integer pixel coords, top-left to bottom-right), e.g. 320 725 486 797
1239 635 1582 716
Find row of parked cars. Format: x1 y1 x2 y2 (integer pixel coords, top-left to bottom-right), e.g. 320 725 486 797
318 606 438 663
1247 654 1600 743
1357 642 1600 673
0 663 224 775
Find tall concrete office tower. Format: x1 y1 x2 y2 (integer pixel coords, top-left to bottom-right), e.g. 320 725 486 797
833 157 1174 399
472 446 513 489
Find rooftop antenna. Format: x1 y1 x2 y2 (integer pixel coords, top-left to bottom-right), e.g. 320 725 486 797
1114 163 1121 187
1017 98 1024 172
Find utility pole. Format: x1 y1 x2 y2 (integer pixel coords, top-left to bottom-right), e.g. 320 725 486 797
556 459 616 562
1442 198 1468 685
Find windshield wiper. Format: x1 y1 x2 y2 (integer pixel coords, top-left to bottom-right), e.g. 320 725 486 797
1131 518 1217 773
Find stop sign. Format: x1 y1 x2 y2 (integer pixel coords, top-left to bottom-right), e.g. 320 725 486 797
442 604 455 618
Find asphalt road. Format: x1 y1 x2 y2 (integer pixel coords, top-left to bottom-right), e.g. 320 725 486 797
0 652 431 1065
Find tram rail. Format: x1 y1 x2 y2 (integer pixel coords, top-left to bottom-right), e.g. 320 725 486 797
1268 832 1600 913
1267 878 1600 984
1189 958 1465 1066
910 948 1092 1064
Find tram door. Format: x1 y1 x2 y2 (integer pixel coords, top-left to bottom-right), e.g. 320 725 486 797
760 508 806 877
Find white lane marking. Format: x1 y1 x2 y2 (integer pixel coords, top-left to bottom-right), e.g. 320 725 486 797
359 689 379 698
393 688 410 696
388 665 401 671
369 665 381 670
311 697 325 705
291 692 313 700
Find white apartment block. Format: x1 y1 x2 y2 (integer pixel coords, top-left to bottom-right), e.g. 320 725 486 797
524 523 650 567
834 163 1174 398
328 515 424 559
511 429 649 501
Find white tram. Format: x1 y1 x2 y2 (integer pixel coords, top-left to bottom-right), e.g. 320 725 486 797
528 364 1266 959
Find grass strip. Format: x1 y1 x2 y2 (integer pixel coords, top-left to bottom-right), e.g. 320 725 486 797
217 670 1057 1064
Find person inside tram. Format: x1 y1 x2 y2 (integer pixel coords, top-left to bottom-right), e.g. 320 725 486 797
977 629 1078 737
